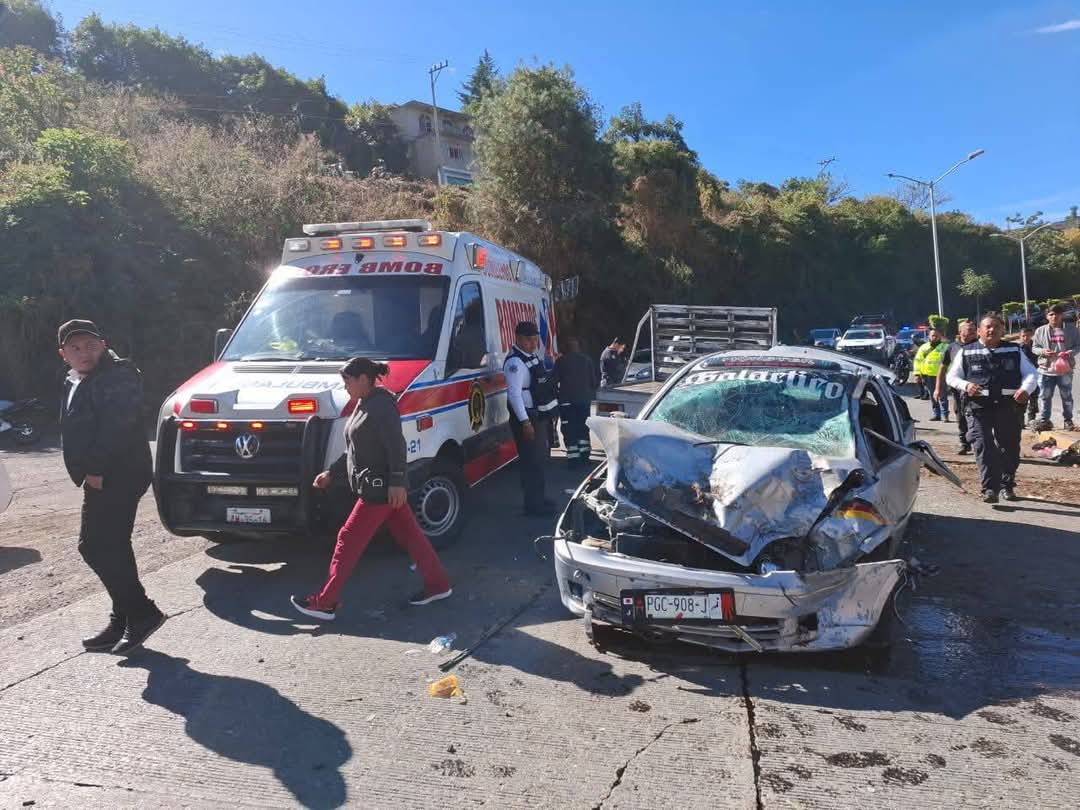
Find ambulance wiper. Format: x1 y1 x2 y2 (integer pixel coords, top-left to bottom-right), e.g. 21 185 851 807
297 354 351 361
238 353 303 361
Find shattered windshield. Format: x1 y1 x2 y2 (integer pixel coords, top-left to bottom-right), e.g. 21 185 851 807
648 364 856 457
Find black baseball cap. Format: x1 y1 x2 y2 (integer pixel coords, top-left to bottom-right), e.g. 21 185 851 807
58 319 104 347
515 320 540 337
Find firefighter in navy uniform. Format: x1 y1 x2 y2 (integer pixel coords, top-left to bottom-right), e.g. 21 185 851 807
504 320 558 516
946 313 1038 504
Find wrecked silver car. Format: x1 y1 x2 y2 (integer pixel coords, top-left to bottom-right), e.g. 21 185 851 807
554 348 959 653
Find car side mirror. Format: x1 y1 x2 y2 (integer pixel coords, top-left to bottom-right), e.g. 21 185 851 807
213 328 233 361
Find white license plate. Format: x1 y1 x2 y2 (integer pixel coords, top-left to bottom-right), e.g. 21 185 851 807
226 507 271 525
643 592 725 621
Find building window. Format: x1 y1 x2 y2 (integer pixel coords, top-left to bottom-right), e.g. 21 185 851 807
419 114 432 134
448 146 463 161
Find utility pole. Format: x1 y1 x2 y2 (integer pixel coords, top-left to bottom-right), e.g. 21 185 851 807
429 61 449 186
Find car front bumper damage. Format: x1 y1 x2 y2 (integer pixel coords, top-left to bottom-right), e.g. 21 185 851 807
554 539 904 653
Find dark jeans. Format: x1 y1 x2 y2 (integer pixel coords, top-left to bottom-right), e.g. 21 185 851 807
559 401 591 462
1026 386 1040 423
952 391 970 448
510 410 550 511
967 403 1022 492
78 475 155 621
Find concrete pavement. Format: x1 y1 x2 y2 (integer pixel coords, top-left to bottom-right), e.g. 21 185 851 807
1 394 1078 808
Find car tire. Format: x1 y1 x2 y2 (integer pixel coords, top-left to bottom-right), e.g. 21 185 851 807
12 424 39 445
411 457 469 550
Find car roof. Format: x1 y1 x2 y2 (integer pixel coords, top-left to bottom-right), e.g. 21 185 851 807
694 345 895 381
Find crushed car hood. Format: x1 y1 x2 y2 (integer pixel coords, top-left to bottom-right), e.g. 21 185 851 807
587 416 858 569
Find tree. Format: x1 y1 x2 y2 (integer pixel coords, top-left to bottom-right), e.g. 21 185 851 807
0 0 62 56
457 50 501 111
957 268 996 320
344 100 408 176
605 102 690 153
0 45 74 161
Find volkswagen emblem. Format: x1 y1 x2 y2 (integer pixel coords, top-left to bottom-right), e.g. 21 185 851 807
235 434 261 459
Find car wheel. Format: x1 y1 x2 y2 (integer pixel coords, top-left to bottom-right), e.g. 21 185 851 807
411 457 469 550
12 424 39 445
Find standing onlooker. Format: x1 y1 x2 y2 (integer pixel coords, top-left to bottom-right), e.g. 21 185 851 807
1032 304 1079 431
505 321 559 516
946 313 1038 503
915 328 950 420
1018 326 1040 428
936 319 977 454
291 357 452 620
599 338 627 388
58 319 165 655
555 338 599 467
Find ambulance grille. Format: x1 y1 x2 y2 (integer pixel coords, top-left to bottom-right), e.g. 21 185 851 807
179 423 303 479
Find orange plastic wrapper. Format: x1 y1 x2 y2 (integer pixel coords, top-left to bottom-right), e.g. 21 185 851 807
428 674 462 698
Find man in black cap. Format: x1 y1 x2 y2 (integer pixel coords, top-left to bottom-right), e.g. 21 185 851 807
504 320 558 516
58 319 164 654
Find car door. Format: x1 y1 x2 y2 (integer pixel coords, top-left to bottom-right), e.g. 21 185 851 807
855 379 923 524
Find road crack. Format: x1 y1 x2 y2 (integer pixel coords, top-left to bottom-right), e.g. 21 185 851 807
741 661 764 810
592 718 701 809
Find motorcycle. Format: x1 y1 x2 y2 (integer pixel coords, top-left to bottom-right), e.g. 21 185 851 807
0 399 44 446
889 351 912 388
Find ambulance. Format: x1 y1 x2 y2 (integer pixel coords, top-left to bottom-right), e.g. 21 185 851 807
154 220 557 547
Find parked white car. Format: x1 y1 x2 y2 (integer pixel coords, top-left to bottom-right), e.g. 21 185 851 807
836 328 895 365
552 346 959 653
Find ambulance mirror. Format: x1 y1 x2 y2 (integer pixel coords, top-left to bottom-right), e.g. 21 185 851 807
213 328 233 361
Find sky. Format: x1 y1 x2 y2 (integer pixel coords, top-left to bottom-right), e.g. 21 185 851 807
46 0 1080 226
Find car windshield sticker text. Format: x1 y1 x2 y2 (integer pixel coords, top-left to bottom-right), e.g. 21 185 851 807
680 368 846 400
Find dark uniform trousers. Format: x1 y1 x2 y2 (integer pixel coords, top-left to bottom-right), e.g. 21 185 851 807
78 474 154 621
510 409 550 511
952 391 970 448
966 403 1022 492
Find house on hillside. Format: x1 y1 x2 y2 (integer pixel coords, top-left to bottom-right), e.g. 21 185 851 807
389 101 474 186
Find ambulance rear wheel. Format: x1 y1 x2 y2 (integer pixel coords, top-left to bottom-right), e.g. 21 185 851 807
412 459 469 549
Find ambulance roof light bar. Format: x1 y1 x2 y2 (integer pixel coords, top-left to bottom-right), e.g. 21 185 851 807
302 219 432 236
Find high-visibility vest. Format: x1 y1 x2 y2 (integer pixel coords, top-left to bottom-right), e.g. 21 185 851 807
916 340 949 377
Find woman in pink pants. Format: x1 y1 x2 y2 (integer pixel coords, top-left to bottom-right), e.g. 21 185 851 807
291 357 451 620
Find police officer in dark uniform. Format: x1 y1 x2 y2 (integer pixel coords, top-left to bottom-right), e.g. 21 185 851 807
504 321 558 516
58 319 165 655
945 313 1038 503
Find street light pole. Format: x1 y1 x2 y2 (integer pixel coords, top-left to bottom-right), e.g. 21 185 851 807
928 182 944 318
887 149 985 320
991 220 1055 325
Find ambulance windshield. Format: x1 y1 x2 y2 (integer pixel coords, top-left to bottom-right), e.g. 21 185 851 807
223 276 450 361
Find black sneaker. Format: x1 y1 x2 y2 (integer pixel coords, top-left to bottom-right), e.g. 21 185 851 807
82 614 126 652
943 414 950 422
929 415 941 422
290 594 337 621
1001 487 1019 502
1065 421 1077 432
957 445 971 455
982 490 999 504
111 607 167 656
1035 420 1053 432
408 587 453 606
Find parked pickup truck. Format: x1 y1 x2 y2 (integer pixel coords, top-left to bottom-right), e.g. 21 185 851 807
593 304 778 417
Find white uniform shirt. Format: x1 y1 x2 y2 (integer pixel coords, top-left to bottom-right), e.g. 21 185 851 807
504 355 534 423
946 341 1039 396
65 369 85 410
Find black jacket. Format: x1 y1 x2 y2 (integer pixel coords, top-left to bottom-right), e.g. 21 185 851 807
328 387 407 491
556 351 599 403
61 351 153 487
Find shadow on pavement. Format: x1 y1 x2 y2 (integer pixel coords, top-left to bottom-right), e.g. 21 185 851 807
192 461 648 697
0 546 42 575
120 650 351 809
